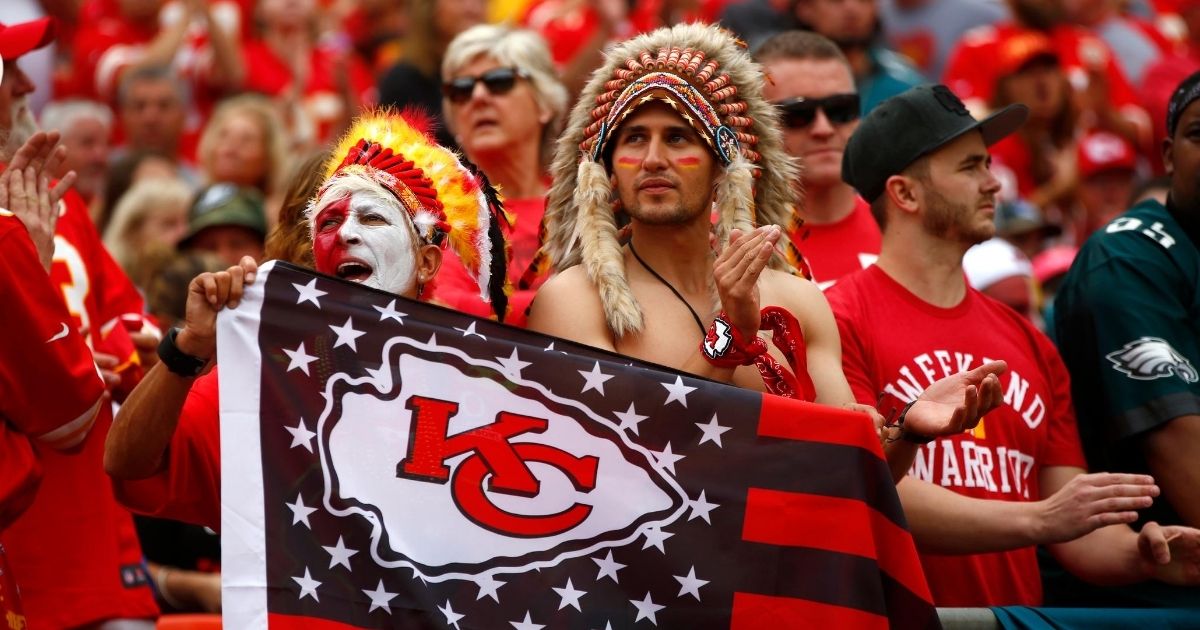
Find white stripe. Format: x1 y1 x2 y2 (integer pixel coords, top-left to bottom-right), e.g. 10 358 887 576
36 397 103 449
219 260 273 628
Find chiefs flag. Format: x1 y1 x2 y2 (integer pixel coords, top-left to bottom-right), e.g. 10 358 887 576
218 262 939 629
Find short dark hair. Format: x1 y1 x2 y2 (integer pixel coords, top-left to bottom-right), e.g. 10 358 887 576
117 65 190 107
868 156 930 230
754 30 852 71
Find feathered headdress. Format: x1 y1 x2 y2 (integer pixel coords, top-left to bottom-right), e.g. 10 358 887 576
545 23 806 337
310 110 510 319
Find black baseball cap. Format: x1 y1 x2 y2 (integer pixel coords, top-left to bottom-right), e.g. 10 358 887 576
842 85 1028 202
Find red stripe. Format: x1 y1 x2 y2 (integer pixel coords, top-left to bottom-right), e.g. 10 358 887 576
743 488 933 602
269 612 367 629
731 592 889 630
758 396 884 458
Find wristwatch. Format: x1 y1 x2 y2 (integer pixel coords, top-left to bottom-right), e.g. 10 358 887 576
157 328 208 377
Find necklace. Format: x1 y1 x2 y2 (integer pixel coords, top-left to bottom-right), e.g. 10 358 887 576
628 239 706 335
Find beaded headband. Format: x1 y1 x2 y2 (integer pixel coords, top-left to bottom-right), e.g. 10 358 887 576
583 49 761 167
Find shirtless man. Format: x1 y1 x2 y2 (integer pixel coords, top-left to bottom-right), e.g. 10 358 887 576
530 23 1004 476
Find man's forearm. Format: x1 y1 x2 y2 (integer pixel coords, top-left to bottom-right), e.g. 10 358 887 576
1142 415 1200 527
104 362 198 479
898 477 1042 554
1048 524 1146 587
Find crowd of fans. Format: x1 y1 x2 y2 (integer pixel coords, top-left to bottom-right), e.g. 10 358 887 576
1 0 1199 625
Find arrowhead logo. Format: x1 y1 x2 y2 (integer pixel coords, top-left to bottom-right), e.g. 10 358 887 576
1106 337 1198 384
315 336 688 581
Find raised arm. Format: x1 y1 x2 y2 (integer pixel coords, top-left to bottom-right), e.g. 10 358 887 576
104 257 256 479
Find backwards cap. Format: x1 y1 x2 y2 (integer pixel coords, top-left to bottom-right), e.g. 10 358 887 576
545 23 804 337
310 110 510 318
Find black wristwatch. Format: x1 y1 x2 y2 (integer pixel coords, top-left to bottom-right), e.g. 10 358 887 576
157 328 209 377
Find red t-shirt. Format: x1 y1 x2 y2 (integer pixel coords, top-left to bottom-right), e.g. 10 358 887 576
241 39 377 145
943 23 1141 115
0 212 105 531
825 265 1087 607
432 196 551 327
0 192 159 627
114 369 222 531
787 197 881 289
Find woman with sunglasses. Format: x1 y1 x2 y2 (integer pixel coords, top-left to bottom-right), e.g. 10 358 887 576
432 25 569 326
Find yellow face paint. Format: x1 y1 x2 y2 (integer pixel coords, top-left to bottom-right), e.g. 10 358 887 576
675 156 702 170
615 156 642 169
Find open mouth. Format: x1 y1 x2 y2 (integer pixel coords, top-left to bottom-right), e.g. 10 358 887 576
336 261 374 283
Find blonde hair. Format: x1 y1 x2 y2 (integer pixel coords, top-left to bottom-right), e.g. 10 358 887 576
103 178 193 276
442 25 568 169
197 94 288 195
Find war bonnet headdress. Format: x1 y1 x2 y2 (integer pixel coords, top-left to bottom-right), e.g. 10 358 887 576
545 23 804 337
309 110 510 319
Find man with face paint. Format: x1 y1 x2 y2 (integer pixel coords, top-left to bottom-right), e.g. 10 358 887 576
105 112 507 530
529 23 1007 480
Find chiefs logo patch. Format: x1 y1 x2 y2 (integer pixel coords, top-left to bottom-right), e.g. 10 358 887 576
702 318 734 360
315 337 687 581
1106 337 1199 384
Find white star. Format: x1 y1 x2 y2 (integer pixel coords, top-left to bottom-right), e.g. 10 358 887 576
293 279 327 307
695 414 731 448
329 317 365 351
674 566 709 601
286 494 318 528
578 362 614 395
365 364 389 383
438 600 465 629
661 376 697 407
544 342 567 354
495 348 531 379
630 592 665 625
653 442 685 475
552 577 587 611
510 611 545 630
473 573 504 602
285 417 317 452
641 526 674 553
455 321 486 340
688 490 718 524
283 342 318 375
613 402 649 435
292 567 321 602
593 550 626 583
322 536 358 570
374 299 407 323
362 579 396 613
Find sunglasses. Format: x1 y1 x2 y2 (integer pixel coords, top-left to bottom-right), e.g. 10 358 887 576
443 67 530 104
774 94 861 129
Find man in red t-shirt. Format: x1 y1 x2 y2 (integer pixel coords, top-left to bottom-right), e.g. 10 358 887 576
757 31 880 289
0 129 109 629
0 22 161 628
831 84 1200 606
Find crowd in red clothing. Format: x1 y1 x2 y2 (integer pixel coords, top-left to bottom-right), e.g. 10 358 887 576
2 0 1200 625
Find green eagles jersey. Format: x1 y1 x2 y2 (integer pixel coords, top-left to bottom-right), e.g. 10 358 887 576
1054 199 1200 526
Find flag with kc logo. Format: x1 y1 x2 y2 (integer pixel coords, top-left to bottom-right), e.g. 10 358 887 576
218 261 940 629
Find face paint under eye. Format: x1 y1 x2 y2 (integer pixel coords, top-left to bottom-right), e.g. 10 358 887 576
675 156 701 169
616 156 642 169
312 196 352 276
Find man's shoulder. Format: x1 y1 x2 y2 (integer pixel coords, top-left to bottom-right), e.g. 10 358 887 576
822 266 878 313
1078 201 1198 270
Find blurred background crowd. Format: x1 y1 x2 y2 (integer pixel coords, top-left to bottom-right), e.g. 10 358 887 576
2 0 1198 617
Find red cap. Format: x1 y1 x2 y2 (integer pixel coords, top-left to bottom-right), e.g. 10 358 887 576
1077 130 1136 179
0 18 56 61
1032 245 1078 285
996 30 1059 77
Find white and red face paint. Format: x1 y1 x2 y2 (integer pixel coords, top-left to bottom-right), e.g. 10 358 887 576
311 191 421 295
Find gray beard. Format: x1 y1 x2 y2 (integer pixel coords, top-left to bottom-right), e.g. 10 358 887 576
0 102 39 163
